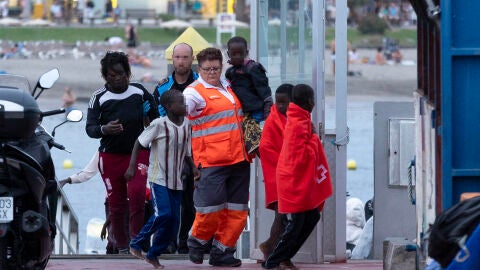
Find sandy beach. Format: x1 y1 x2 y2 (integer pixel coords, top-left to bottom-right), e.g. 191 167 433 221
0 48 417 103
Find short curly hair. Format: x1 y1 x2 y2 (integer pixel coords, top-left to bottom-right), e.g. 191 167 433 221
100 51 131 79
292 84 314 109
196 47 223 66
159 89 183 111
227 36 248 50
275 83 294 100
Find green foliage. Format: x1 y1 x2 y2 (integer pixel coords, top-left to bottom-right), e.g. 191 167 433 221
386 29 417 47
0 27 250 46
357 15 389 35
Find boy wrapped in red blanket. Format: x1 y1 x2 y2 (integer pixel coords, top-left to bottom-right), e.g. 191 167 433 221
262 84 333 270
258 84 294 262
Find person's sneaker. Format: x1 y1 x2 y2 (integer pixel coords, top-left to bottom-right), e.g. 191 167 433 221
117 248 130 255
106 243 118 254
106 246 119 254
145 256 164 269
209 256 242 267
129 247 144 260
188 249 204 264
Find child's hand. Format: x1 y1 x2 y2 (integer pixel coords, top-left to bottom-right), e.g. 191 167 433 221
124 165 136 181
143 116 151 127
59 178 71 187
263 96 273 119
102 119 123 135
311 122 317 134
100 223 107 241
193 167 201 181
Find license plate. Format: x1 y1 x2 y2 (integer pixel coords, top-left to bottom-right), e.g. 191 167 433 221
0 197 13 223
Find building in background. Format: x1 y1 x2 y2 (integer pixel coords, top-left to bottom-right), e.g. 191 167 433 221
5 0 242 22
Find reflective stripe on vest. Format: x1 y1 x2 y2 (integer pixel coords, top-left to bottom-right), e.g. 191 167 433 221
195 202 249 214
190 109 244 127
192 122 238 138
227 202 249 211
196 203 225 214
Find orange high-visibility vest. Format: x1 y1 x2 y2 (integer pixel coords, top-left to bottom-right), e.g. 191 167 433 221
188 81 247 168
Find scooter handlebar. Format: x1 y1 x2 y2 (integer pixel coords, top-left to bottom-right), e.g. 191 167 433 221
51 141 71 153
42 108 66 117
50 141 64 150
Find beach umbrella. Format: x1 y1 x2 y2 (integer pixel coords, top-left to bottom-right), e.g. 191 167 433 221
164 27 211 61
160 19 192 29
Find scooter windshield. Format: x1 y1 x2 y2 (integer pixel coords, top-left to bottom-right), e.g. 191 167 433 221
0 74 31 93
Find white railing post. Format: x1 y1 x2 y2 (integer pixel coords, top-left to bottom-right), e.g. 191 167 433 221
54 186 79 255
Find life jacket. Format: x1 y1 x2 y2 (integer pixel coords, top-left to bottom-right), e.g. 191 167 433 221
188 81 247 168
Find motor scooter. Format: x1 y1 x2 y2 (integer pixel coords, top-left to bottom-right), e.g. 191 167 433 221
0 69 83 269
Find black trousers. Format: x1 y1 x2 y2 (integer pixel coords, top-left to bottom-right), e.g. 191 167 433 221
178 164 195 250
262 208 321 269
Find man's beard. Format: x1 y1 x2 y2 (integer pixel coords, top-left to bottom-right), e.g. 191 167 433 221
175 66 190 76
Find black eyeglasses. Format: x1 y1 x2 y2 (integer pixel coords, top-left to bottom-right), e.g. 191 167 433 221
199 66 221 73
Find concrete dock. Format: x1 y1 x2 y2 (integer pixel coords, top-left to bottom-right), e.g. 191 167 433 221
47 255 383 269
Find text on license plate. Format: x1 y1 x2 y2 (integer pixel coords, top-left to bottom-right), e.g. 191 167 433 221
0 197 13 223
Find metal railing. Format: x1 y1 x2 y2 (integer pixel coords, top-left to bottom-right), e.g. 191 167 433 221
54 185 79 255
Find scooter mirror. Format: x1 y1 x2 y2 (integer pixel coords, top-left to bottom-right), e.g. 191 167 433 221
38 69 60 89
66 109 83 122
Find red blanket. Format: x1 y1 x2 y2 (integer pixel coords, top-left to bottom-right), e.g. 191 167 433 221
276 103 333 213
259 105 287 210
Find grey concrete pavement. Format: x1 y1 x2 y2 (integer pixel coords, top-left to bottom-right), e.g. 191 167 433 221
47 256 383 269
